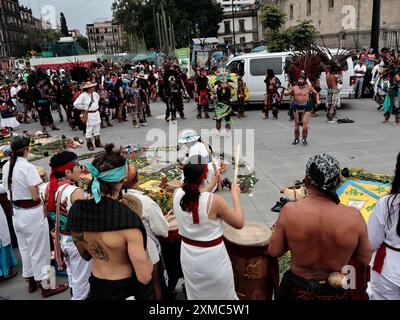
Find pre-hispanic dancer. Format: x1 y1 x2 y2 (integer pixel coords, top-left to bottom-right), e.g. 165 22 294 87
284 50 322 146
315 46 354 123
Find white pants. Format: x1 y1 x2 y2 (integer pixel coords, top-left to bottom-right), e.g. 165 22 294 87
367 270 400 300
86 124 101 139
12 206 51 281
60 235 92 300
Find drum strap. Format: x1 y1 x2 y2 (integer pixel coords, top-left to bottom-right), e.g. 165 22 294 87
182 236 223 248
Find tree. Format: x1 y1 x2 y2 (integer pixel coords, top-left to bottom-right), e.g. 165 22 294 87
60 13 69 37
261 4 286 32
76 36 89 51
286 21 319 51
112 0 223 51
46 30 61 43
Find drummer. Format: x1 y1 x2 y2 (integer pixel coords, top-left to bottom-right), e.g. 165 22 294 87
173 155 244 300
268 153 372 300
178 129 221 192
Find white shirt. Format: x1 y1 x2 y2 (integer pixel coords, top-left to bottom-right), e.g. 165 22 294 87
125 189 168 263
367 195 400 286
2 157 43 201
10 86 18 105
354 64 367 77
73 92 101 126
371 64 381 84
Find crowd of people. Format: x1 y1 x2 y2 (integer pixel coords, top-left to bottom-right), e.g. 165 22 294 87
0 47 399 301
0 133 399 300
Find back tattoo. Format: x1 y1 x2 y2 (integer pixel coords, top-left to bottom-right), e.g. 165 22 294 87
90 241 110 261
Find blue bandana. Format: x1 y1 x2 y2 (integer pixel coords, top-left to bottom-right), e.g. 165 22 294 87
85 162 127 203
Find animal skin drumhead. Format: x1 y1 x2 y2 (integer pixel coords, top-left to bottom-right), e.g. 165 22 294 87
223 221 272 246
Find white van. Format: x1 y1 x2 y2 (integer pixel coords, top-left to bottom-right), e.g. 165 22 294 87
226 49 355 103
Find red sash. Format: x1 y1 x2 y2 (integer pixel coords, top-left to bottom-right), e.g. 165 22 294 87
372 242 400 274
182 236 223 248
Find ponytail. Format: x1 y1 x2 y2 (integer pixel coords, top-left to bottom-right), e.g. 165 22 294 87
180 156 208 224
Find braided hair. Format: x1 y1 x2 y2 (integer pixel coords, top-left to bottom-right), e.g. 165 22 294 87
88 144 126 198
8 137 31 205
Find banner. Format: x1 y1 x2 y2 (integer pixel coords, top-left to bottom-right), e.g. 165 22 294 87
175 48 190 69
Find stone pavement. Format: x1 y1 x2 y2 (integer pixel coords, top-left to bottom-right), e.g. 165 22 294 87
1 97 399 299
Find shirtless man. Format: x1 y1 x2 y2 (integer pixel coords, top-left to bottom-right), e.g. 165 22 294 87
67 144 154 300
284 71 320 145
326 66 343 123
269 153 372 300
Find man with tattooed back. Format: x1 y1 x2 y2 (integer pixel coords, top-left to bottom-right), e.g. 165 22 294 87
67 144 154 300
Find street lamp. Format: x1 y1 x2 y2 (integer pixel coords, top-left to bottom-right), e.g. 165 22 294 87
370 0 381 54
232 0 236 55
150 0 159 51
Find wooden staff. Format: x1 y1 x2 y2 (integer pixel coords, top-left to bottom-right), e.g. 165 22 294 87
204 142 223 192
233 144 240 185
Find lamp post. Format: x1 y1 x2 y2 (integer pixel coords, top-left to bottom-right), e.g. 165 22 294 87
232 0 236 55
151 0 159 51
370 0 381 54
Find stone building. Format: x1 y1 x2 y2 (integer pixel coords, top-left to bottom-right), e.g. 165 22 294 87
272 0 400 49
86 20 125 54
216 0 265 53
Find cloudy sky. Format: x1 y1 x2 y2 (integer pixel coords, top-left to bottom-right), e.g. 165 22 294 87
20 0 113 35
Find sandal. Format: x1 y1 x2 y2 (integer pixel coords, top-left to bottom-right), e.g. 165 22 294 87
0 269 17 282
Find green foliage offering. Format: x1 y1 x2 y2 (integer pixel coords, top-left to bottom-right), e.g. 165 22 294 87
279 251 291 282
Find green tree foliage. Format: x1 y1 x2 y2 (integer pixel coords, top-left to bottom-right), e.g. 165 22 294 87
261 4 286 32
46 30 61 43
76 36 89 51
261 4 319 52
112 0 223 50
286 21 319 51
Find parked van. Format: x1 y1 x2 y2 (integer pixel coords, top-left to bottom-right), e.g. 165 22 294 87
226 49 355 103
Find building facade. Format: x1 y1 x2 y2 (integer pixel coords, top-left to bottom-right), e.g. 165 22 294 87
86 20 125 54
216 0 264 53
0 0 23 57
273 0 400 49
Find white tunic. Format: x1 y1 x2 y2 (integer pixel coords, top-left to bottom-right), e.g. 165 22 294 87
73 91 101 126
173 188 237 300
2 157 43 200
0 184 11 247
367 196 400 290
39 182 92 300
125 189 168 264
2 157 50 281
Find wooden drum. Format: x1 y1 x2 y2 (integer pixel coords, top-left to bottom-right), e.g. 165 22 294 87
223 221 279 300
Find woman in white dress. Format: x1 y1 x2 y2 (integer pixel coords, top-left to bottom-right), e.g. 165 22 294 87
173 155 244 300
367 152 400 300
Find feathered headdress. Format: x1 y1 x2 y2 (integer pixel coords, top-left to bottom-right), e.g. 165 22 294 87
69 61 90 84
313 45 354 74
284 49 323 84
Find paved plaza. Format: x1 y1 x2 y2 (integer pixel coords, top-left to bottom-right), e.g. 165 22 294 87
1 97 399 299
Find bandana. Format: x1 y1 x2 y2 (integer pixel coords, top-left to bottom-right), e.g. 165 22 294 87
306 153 340 192
85 162 127 203
48 161 77 212
305 154 342 205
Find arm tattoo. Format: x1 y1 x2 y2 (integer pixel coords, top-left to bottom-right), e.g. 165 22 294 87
90 241 110 261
